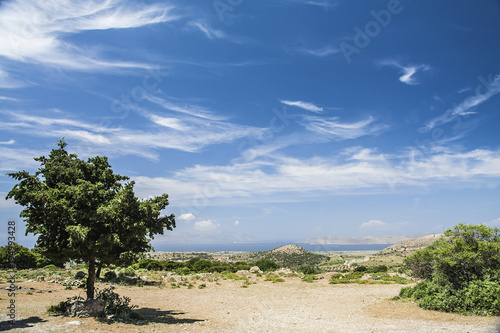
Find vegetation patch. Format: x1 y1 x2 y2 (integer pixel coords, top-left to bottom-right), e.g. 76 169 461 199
397 224 500 316
265 274 285 283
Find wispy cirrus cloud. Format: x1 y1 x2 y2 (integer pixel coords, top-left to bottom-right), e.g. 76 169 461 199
189 21 227 40
280 100 323 112
0 96 268 160
297 44 340 57
378 60 431 85
300 116 387 140
422 74 500 131
0 0 178 73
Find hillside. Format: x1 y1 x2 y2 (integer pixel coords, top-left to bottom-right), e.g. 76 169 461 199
378 234 444 255
249 244 329 268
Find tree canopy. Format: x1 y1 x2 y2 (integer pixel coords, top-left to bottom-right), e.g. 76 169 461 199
6 139 175 299
400 223 500 315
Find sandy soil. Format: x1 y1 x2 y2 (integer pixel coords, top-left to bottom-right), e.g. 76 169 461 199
1 275 499 332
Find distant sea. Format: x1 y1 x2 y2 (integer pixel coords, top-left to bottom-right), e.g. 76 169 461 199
153 242 392 252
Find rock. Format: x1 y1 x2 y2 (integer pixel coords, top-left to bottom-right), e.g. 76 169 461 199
66 321 82 326
249 266 263 274
36 276 44 282
66 299 104 318
74 271 86 280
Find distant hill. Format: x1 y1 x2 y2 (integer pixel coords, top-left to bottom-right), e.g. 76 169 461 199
378 234 444 255
249 244 329 268
302 233 433 245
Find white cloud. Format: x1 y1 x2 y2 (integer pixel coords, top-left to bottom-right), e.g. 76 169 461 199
300 116 387 140
0 146 44 171
133 146 500 206
0 68 24 88
298 45 340 57
281 100 323 112
178 213 195 221
378 60 430 85
234 220 240 226
423 74 500 131
189 22 226 40
0 0 178 72
0 139 15 145
360 220 387 229
194 219 220 230
0 104 268 159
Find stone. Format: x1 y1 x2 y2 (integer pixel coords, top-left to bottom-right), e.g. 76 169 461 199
249 266 263 274
66 299 104 318
36 276 44 282
74 271 86 280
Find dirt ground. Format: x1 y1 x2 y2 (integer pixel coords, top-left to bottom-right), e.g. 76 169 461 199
1 275 499 333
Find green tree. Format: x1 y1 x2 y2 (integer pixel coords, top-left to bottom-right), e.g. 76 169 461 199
6 139 175 299
400 223 500 315
0 244 40 269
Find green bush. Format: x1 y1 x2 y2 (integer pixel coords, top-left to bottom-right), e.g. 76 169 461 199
265 274 285 283
175 267 192 276
47 295 84 315
96 287 140 320
117 267 135 278
255 259 279 272
300 265 319 275
103 270 117 281
399 224 500 315
0 244 49 269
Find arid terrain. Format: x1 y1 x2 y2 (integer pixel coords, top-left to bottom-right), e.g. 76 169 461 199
1 273 499 333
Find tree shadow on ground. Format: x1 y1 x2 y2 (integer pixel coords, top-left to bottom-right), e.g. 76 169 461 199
0 316 47 331
96 308 206 326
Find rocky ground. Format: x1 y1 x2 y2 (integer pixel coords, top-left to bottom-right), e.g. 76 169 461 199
1 273 499 333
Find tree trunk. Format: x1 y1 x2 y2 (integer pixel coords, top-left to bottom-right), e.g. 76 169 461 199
96 263 102 280
86 260 96 300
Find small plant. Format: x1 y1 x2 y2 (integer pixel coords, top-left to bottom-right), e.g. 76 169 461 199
26 291 33 295
103 270 117 282
187 283 194 289
198 284 207 289
65 285 73 290
96 287 139 320
302 275 317 283
47 295 84 315
117 267 136 279
265 274 285 283
43 264 58 271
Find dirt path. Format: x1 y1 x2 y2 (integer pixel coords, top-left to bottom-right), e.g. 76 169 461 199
1 276 499 332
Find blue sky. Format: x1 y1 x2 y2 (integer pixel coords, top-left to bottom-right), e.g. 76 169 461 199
1 0 500 247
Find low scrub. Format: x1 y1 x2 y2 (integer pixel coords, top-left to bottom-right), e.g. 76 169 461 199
397 224 500 316
265 274 285 283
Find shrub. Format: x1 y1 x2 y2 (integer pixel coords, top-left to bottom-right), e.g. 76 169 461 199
264 274 285 283
96 287 139 320
300 265 319 275
117 267 136 278
175 267 192 276
43 264 58 271
399 224 500 315
255 259 279 272
103 270 117 281
47 295 84 315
